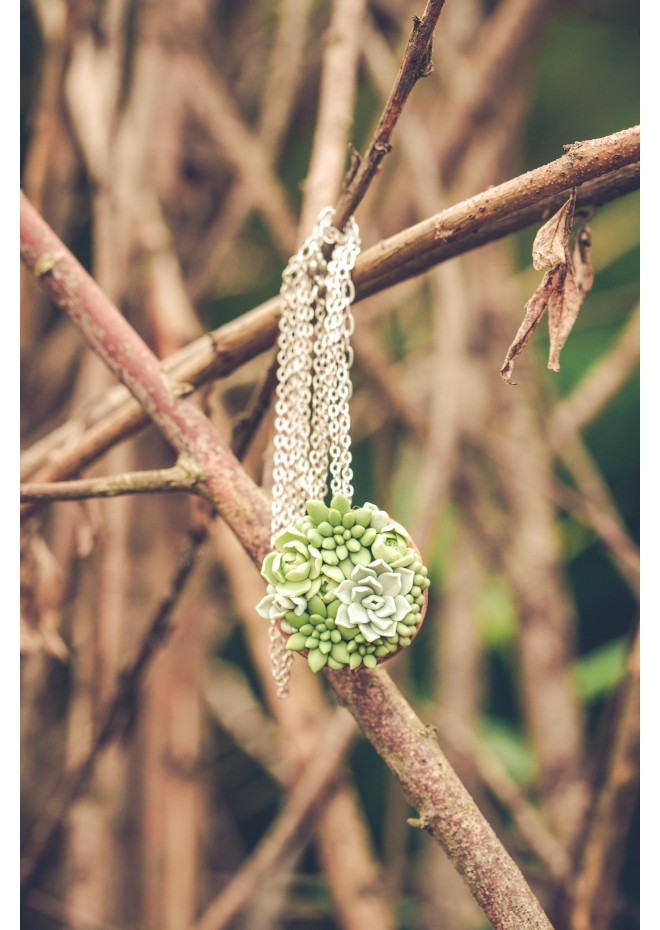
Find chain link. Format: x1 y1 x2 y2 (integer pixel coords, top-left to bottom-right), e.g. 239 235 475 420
268 207 360 697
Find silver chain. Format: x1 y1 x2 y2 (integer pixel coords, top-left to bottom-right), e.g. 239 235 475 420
269 207 360 696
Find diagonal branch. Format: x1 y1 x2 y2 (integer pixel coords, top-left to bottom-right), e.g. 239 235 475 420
20 130 639 497
20 191 554 930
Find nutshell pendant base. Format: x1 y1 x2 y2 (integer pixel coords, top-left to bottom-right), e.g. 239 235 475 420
257 495 430 673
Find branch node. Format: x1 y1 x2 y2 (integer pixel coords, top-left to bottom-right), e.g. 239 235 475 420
34 252 63 277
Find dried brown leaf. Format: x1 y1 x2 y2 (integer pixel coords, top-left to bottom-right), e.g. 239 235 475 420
532 189 576 270
500 265 567 384
571 222 594 294
547 262 586 372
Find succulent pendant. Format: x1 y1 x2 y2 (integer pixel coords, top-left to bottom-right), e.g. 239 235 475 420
261 207 428 693
258 494 430 673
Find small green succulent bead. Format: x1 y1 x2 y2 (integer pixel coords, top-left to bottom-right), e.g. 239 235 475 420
306 500 329 524
361 527 377 546
330 641 350 664
307 529 324 547
353 507 373 527
305 636 320 649
358 645 366 656
350 524 365 538
349 547 371 566
342 511 355 528
411 585 422 598
422 578 431 589
349 652 363 669
347 640 358 653
322 564 345 584
319 640 332 654
386 635 399 644
355 634 365 644
411 604 421 614
322 549 339 565
339 558 354 578
399 636 412 647
420 565 429 576
375 645 390 657
307 648 328 672
336 544 348 561
346 538 361 553
299 623 314 635
413 573 425 586
386 641 399 653
366 645 376 654
326 600 340 619
321 536 336 550
330 629 342 643
307 595 327 617
320 630 331 641
330 494 351 516
339 624 360 640
327 656 346 669
309 614 325 626
285 632 308 651
416 595 425 606
328 508 342 526
285 610 309 629
326 618 336 630
396 623 411 636
318 521 333 537
363 654 377 669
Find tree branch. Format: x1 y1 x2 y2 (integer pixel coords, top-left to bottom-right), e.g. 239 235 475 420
20 460 203 503
21 192 554 930
20 131 639 498
333 0 447 229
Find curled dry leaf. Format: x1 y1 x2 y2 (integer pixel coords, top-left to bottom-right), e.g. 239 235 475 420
533 188 576 270
500 189 594 383
500 265 566 384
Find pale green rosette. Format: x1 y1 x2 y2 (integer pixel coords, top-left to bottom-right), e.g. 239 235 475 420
258 494 430 672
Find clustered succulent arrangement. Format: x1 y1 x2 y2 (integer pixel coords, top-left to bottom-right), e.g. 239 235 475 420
257 494 430 672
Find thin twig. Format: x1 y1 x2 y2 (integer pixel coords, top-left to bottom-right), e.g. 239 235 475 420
20 137 639 497
20 460 204 503
20 518 210 888
333 0 448 229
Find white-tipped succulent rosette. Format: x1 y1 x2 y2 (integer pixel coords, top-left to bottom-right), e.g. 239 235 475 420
257 494 430 672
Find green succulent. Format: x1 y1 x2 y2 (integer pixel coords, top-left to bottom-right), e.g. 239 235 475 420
258 494 430 672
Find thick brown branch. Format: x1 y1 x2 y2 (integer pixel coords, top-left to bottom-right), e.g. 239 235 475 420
21 193 553 930
20 133 639 496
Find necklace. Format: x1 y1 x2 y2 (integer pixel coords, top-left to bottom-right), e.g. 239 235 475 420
257 208 430 697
